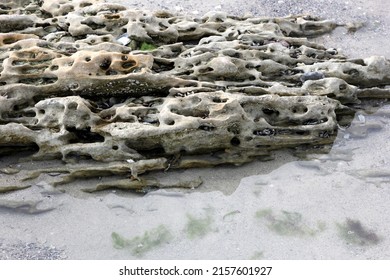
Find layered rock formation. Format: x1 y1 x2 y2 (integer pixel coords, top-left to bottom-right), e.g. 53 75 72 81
1 0 389 191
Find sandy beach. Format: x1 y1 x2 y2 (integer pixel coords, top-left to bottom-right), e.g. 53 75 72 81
0 0 389 259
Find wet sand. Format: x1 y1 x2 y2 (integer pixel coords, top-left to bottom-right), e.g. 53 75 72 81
0 0 389 259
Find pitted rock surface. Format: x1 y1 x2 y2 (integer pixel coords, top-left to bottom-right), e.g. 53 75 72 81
1 0 390 191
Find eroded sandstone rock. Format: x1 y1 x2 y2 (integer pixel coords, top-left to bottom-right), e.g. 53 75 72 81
1 0 389 192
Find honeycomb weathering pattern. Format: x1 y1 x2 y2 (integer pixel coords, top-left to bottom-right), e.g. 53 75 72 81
0 0 390 191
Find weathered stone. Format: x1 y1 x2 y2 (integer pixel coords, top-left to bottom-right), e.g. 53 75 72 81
0 0 390 192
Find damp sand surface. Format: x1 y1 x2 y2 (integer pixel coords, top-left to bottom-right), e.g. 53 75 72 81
0 0 390 259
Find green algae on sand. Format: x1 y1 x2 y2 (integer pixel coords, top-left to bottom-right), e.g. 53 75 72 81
111 225 172 256
255 208 326 237
185 213 214 239
337 218 381 246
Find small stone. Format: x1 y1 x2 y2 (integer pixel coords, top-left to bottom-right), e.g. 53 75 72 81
0 167 20 175
117 34 131 46
300 72 325 83
48 172 61 177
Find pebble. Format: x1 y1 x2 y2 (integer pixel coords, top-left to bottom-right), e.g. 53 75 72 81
117 34 131 46
300 72 325 83
0 167 20 175
357 114 366 123
48 172 61 177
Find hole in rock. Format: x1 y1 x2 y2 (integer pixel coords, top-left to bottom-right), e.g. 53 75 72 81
85 22 106 30
3 37 17 44
253 128 275 136
69 83 79 90
80 2 92 8
319 131 331 138
20 67 46 75
212 97 228 103
165 119 175 125
227 124 240 134
223 50 241 58
64 151 93 161
230 137 240 146
67 102 78 110
23 111 36 117
349 59 366 66
255 65 263 72
172 108 209 118
122 60 137 69
152 60 174 73
306 52 317 58
63 47 77 55
112 145 119 150
10 45 22 51
11 60 25 66
273 129 307 136
344 69 360 77
0 143 39 157
13 102 30 111
304 24 323 31
198 67 214 74
0 5 11 10
158 22 168 30
199 124 216 131
339 84 347 90
291 106 308 114
81 114 91 121
19 77 58 85
67 127 105 143
217 26 227 32
85 57 91 62
155 11 173 18
302 118 328 125
168 18 177 24
99 58 111 70
184 27 197 32
104 14 120 20
106 70 118 75
37 39 54 47
138 146 166 159
262 108 280 116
